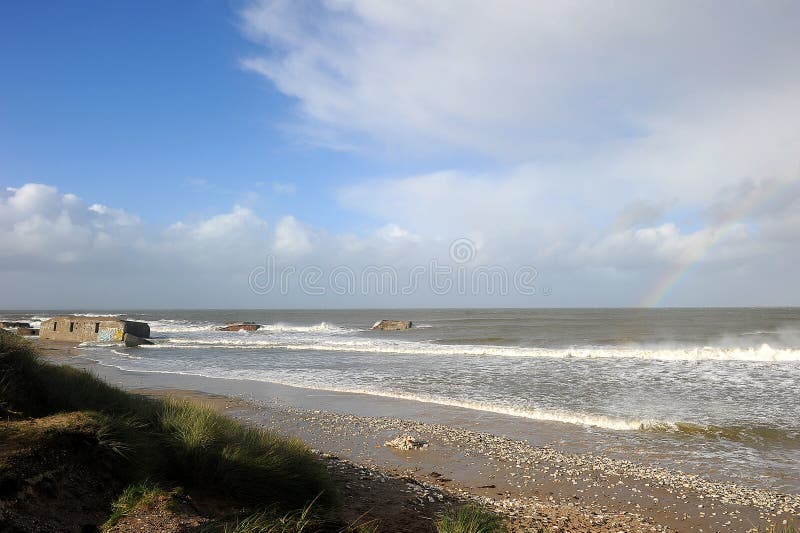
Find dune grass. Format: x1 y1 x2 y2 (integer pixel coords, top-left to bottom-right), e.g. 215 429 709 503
202 503 382 533
210 502 320 533
436 504 508 533
0 331 333 510
102 481 168 530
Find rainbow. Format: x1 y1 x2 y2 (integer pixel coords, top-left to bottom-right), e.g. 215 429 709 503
637 178 798 307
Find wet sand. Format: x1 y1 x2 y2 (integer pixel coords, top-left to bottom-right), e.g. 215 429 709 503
45 347 800 532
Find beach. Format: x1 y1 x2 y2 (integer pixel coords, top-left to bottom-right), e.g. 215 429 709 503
5 306 799 531
17 307 800 493
48 342 799 532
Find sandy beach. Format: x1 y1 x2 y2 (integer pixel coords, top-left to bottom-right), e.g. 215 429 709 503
42 342 798 533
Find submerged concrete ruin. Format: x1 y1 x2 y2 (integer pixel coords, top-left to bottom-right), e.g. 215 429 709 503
372 320 413 331
0 322 39 336
218 322 261 332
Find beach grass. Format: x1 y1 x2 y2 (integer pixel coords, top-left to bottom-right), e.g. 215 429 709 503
203 503 383 533
0 331 334 510
436 504 508 533
102 481 168 530
209 502 320 533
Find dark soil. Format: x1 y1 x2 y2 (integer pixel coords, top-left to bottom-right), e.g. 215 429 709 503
0 412 126 533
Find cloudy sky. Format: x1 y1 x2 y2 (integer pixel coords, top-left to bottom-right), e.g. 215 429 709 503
1 1 799 309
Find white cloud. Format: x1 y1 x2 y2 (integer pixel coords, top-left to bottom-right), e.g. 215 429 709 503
157 206 272 278
241 3 799 152
338 166 622 255
186 205 266 242
240 1 800 207
0 184 133 266
273 215 313 256
1 179 799 307
376 223 420 243
234 1 800 305
337 169 800 284
89 203 141 227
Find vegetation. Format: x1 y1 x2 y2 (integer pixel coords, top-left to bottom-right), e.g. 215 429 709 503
209 503 320 533
1 331 503 532
435 504 508 533
0 331 333 511
103 481 168 530
201 504 382 533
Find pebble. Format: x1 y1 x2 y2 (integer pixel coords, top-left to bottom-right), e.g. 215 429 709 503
233 400 800 532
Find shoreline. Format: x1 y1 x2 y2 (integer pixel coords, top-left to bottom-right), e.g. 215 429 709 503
44 342 799 532
63 343 800 493
149 388 799 532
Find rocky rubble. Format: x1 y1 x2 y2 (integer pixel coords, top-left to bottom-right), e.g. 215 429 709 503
384 435 429 450
235 402 800 532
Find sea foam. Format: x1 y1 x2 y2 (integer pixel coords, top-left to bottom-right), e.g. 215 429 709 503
154 333 800 361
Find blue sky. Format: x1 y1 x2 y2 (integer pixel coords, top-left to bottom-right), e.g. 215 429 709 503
1 1 361 229
0 1 486 231
1 1 799 308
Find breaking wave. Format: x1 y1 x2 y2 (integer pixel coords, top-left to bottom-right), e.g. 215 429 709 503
257 322 354 334
71 351 800 446
149 335 800 361
72 351 800 446
648 422 800 447
73 354 658 432
149 320 354 335
263 383 658 431
148 319 217 333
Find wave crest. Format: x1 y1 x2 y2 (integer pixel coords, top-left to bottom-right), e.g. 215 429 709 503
258 322 352 333
151 336 800 361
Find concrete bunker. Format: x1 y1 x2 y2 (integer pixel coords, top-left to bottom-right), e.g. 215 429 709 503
39 316 150 344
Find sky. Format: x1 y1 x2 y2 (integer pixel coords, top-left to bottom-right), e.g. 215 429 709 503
1 0 799 309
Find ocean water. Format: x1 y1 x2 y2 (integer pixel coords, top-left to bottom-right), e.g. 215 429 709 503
6 308 800 491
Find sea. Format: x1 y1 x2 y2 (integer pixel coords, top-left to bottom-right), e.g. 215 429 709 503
5 307 800 492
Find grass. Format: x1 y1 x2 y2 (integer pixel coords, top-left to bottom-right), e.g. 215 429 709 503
1 332 506 532
0 331 334 510
211 502 320 533
102 481 168 530
436 504 508 533
202 503 382 533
